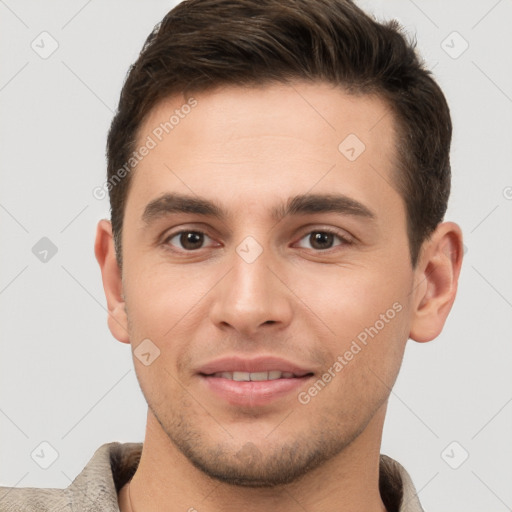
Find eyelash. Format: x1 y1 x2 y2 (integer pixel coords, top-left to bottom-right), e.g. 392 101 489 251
161 228 353 253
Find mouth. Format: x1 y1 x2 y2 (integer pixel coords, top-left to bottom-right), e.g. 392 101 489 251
203 370 313 381
196 356 315 407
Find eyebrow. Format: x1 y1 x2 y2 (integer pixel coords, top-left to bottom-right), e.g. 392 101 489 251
141 192 376 226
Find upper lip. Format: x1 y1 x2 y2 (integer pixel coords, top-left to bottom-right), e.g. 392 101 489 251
197 356 314 377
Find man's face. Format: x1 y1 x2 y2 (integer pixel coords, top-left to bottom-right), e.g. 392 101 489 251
120 81 418 485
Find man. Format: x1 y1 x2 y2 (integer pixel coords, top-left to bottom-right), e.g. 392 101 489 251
0 0 463 510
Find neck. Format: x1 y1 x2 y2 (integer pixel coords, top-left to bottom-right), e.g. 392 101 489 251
120 404 388 512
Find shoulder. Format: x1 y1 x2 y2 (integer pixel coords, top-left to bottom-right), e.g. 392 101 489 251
0 486 71 512
0 442 143 512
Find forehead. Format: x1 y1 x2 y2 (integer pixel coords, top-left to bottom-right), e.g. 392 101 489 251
139 81 395 156
126 81 401 223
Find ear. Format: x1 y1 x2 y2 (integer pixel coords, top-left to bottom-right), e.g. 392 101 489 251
409 221 464 343
94 219 130 344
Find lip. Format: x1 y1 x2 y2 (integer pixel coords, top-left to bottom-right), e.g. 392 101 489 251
197 355 315 407
197 355 313 377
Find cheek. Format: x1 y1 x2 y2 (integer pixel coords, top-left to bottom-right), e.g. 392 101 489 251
123 263 216 391
124 261 207 335
293 263 409 343
293 266 411 401
304 300 409 415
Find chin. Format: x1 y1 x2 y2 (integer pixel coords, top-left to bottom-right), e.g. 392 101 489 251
169 434 351 488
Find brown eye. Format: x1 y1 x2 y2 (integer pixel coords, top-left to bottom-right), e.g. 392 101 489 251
296 230 350 251
165 231 211 250
309 232 334 250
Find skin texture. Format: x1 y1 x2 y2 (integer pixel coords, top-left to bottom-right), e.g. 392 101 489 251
95 81 463 512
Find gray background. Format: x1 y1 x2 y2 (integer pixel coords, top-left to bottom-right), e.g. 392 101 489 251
1 1 511 510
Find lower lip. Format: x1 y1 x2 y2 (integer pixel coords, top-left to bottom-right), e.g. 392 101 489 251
200 375 313 407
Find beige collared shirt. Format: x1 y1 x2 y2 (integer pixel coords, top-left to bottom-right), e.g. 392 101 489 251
0 442 424 511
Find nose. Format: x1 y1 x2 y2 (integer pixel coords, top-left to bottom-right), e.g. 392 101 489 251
209 244 294 338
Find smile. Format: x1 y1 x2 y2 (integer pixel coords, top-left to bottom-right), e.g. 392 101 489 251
208 371 301 381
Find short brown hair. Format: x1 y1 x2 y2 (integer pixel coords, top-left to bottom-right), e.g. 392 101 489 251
106 0 452 269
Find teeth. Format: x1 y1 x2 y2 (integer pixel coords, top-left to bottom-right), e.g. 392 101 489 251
212 371 297 381
249 371 269 381
232 371 251 381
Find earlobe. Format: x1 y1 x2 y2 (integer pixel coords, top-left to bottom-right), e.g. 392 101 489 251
409 222 464 343
94 219 130 344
